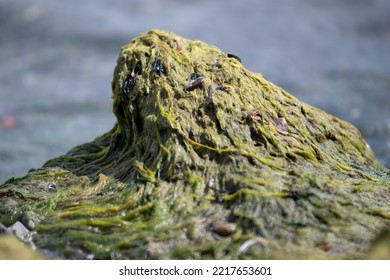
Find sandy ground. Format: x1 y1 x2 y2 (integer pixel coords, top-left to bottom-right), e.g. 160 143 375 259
1 0 389 183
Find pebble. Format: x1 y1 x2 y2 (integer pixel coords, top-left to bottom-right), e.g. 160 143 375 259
8 221 31 242
211 221 236 237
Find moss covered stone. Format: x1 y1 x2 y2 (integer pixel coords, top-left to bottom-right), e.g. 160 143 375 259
1 30 389 259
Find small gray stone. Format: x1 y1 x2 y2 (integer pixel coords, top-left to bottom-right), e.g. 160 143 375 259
8 221 31 242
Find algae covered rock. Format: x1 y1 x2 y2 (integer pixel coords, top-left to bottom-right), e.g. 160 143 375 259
0 30 389 259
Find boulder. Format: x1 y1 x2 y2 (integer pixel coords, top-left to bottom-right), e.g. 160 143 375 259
0 30 389 259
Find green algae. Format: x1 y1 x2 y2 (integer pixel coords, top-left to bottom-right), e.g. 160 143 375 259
1 30 390 259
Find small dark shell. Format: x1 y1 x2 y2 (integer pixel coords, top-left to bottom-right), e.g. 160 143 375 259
184 76 204 91
123 65 142 97
190 72 199 80
152 57 165 76
216 86 227 92
227 53 242 63
47 184 57 192
211 221 236 237
123 74 137 96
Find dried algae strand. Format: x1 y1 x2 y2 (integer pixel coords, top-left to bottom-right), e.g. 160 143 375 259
1 29 389 260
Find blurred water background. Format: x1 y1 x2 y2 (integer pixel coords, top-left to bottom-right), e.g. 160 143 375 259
0 0 389 183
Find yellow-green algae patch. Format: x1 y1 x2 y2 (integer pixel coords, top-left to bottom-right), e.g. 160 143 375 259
1 30 389 259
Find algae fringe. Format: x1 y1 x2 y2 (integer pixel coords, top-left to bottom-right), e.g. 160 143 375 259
1 30 389 260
